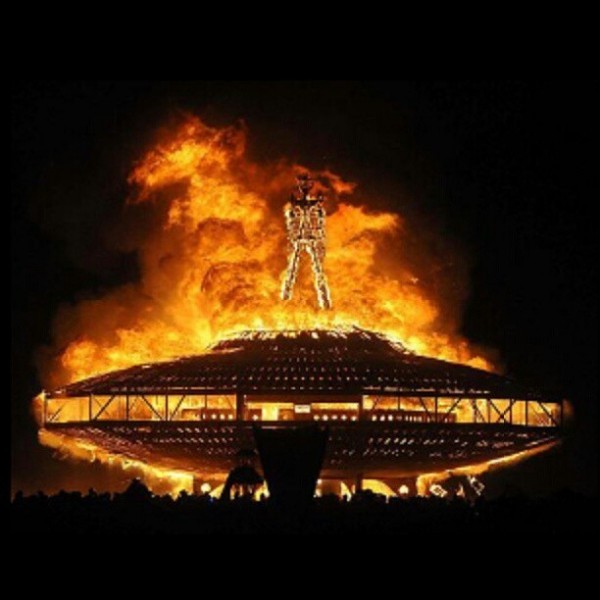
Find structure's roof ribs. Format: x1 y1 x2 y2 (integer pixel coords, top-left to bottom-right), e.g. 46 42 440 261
52 328 550 401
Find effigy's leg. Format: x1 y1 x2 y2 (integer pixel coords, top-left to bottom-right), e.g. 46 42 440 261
281 242 302 301
307 242 332 309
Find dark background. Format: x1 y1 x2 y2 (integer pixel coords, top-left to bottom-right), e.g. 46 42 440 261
11 81 598 496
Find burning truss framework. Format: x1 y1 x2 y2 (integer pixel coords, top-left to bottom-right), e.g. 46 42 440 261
41 329 562 479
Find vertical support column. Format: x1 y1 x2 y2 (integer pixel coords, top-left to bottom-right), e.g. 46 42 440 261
355 473 363 494
165 394 169 421
434 396 438 423
509 399 514 425
236 392 244 421
126 394 130 421
358 395 364 421
525 400 529 426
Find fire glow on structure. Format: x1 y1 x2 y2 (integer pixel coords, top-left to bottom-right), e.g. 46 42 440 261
33 116 564 497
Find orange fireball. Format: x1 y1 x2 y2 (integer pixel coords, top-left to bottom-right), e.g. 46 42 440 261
40 115 491 390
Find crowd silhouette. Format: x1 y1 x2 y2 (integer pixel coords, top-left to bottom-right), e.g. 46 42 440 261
10 479 596 534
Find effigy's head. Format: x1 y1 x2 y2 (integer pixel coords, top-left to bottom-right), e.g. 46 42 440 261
296 173 314 196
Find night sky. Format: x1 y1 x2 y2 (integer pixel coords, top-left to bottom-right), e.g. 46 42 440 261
11 81 598 496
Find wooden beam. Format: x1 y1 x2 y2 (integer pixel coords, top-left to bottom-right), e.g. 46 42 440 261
471 399 486 423
489 400 511 424
92 395 116 421
443 397 463 421
168 395 186 421
47 404 65 423
236 393 244 421
139 395 166 420
418 397 432 417
537 402 559 427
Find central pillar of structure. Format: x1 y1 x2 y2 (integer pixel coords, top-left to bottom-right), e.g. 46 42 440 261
253 424 329 509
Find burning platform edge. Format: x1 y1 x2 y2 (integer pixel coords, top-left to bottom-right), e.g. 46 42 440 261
34 328 564 497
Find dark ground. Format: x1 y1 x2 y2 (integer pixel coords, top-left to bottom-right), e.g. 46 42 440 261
11 482 597 535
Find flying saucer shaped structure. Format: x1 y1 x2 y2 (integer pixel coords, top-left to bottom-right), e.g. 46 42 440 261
41 329 562 479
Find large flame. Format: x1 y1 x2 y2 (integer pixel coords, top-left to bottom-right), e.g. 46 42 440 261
40 115 490 388
33 115 510 496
